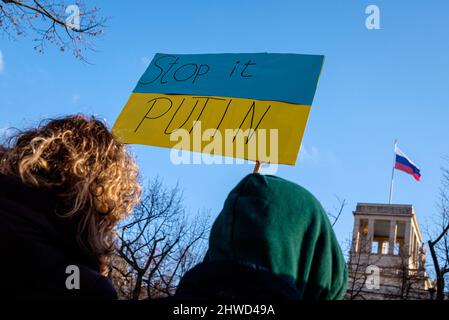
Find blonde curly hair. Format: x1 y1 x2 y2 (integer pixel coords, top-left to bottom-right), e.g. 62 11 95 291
0 115 141 274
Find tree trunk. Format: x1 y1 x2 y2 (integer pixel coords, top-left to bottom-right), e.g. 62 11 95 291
132 274 143 300
428 240 445 300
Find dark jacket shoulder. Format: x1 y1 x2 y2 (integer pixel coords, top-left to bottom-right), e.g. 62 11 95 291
0 173 116 300
174 261 301 300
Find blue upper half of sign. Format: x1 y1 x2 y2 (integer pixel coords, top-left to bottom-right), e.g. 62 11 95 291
133 53 325 106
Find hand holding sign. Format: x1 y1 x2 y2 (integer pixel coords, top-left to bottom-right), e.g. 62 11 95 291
113 53 324 165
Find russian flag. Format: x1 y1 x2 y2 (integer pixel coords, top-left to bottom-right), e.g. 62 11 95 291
395 147 421 181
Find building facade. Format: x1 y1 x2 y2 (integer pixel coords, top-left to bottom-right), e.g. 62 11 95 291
346 203 434 300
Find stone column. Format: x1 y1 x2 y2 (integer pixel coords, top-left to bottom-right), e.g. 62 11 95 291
352 217 361 253
367 218 375 253
403 220 412 258
411 230 417 268
388 220 397 255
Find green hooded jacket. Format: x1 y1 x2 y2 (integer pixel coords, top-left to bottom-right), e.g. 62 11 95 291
204 173 348 300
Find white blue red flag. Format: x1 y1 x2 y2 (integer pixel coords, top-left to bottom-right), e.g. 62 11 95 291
394 147 421 181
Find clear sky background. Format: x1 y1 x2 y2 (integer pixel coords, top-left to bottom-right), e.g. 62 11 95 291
1 0 448 247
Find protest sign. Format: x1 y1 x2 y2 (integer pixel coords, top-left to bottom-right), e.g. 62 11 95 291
113 53 324 165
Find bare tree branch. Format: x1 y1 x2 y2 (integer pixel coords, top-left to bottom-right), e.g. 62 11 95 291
110 178 210 300
0 0 107 61
428 163 449 299
327 196 347 227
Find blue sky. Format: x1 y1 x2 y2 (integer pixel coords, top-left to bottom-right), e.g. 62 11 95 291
1 0 448 246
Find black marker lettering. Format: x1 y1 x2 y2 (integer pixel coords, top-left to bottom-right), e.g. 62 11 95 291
233 101 271 143
229 61 240 77
241 60 256 78
164 98 200 135
134 97 173 133
213 99 232 138
188 97 226 133
139 55 177 85
173 63 198 82
193 64 210 83
160 56 180 84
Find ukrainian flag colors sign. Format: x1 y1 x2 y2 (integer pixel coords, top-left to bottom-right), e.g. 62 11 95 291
112 53 324 165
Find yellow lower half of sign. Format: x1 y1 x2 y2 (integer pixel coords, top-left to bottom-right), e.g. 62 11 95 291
112 93 311 165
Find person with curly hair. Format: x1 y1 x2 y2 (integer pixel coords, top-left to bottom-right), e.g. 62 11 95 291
0 115 141 299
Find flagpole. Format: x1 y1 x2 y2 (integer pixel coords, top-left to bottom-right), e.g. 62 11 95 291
388 139 398 204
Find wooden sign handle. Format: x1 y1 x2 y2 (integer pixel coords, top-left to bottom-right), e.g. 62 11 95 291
253 161 261 173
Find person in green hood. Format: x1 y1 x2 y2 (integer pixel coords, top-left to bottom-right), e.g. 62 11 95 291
174 173 348 300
